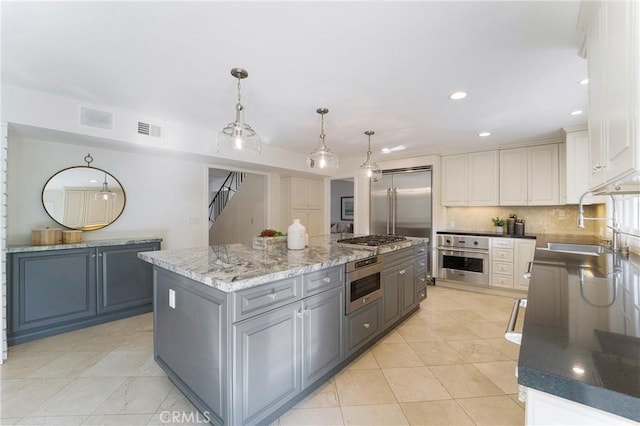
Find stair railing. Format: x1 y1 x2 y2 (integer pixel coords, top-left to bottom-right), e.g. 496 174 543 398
209 171 246 224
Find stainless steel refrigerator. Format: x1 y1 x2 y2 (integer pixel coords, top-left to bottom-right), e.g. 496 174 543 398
370 166 433 276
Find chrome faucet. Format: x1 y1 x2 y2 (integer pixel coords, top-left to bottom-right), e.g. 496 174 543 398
577 191 621 252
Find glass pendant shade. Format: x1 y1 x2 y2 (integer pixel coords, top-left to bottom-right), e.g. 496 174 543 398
360 130 382 181
217 68 261 154
308 108 339 171
95 173 117 200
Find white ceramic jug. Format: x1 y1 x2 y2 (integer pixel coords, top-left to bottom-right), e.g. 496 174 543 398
287 219 307 250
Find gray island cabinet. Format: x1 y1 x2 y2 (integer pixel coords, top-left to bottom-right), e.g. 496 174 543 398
140 235 429 426
7 238 161 344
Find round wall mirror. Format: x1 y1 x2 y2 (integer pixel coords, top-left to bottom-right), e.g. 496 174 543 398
42 166 126 231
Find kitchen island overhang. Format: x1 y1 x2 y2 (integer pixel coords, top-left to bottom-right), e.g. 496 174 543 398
138 234 429 426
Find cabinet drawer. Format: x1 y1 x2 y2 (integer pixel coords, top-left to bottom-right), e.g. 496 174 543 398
415 256 428 273
492 238 514 249
492 262 513 276
416 286 427 303
492 249 514 262
383 247 414 268
491 274 514 288
416 272 429 288
414 244 427 257
233 277 301 322
346 301 380 354
303 265 344 297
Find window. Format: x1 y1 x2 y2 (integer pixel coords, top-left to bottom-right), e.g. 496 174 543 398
618 196 640 235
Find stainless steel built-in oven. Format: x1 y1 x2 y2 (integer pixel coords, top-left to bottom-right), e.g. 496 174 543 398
345 256 383 315
437 235 490 285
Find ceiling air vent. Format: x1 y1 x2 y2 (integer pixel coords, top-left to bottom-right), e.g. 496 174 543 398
137 121 162 138
80 106 114 131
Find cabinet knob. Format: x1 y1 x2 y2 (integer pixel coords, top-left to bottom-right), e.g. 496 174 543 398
323 277 331 283
420 262 426 267
363 323 370 329
270 293 277 300
399 269 406 275
420 292 425 297
420 277 426 282
362 298 368 304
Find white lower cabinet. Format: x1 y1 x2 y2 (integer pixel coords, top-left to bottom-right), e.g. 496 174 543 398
491 238 536 291
524 387 637 426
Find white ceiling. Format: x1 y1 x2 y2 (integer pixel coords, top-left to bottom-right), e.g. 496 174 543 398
1 1 588 161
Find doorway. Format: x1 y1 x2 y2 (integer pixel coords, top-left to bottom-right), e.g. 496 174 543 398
208 167 267 245
329 178 355 234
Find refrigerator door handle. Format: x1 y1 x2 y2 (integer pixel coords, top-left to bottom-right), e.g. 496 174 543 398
386 188 391 234
392 188 398 235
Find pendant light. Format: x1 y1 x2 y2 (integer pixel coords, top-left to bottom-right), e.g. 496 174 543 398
217 67 261 154
95 172 117 201
361 130 382 181
308 108 339 170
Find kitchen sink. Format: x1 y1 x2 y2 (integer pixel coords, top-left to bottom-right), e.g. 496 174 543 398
538 243 612 256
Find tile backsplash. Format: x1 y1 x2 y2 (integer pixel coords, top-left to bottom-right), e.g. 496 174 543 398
445 204 605 236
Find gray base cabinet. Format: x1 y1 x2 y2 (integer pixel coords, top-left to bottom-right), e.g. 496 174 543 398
153 249 425 425
382 247 417 329
8 241 160 344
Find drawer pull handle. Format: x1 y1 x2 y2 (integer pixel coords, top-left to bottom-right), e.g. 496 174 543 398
420 277 426 282
399 269 406 275
419 248 425 253
323 277 331 283
363 323 370 329
270 293 277 300
420 262 426 267
362 297 368 304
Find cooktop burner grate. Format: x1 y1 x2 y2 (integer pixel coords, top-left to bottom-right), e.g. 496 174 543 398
337 235 408 246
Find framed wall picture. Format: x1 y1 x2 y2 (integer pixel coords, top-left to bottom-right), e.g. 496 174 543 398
341 196 354 220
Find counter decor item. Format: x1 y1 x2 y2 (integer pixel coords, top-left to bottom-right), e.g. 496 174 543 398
491 217 506 234
252 229 287 250
287 219 306 250
515 219 525 236
62 230 83 244
31 228 62 245
507 214 517 235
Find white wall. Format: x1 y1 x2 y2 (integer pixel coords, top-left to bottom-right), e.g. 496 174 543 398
7 137 209 249
209 173 267 245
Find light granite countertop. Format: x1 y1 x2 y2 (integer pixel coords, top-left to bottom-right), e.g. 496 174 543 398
7 237 163 253
138 234 428 292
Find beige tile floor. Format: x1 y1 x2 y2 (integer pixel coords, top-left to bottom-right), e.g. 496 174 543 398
0 286 525 425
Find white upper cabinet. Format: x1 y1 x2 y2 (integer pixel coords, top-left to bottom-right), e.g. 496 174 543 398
499 148 529 205
584 0 639 189
500 144 559 206
564 130 605 204
282 177 324 236
441 151 499 206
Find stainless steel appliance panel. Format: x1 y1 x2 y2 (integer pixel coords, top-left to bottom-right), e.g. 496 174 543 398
345 256 383 315
370 168 433 281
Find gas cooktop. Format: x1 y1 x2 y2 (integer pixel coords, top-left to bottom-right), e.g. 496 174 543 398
337 235 408 247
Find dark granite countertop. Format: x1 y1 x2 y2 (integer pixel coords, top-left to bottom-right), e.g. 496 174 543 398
436 229 537 239
518 234 640 422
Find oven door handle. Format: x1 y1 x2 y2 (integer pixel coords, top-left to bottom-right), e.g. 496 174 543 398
437 247 489 254
505 299 527 345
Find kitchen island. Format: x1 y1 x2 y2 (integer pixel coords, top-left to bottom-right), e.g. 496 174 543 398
138 234 428 426
519 235 639 424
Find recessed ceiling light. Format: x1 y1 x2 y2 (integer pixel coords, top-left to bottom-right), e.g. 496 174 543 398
449 91 467 100
579 78 589 85
570 110 583 116
478 132 491 137
381 145 405 154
